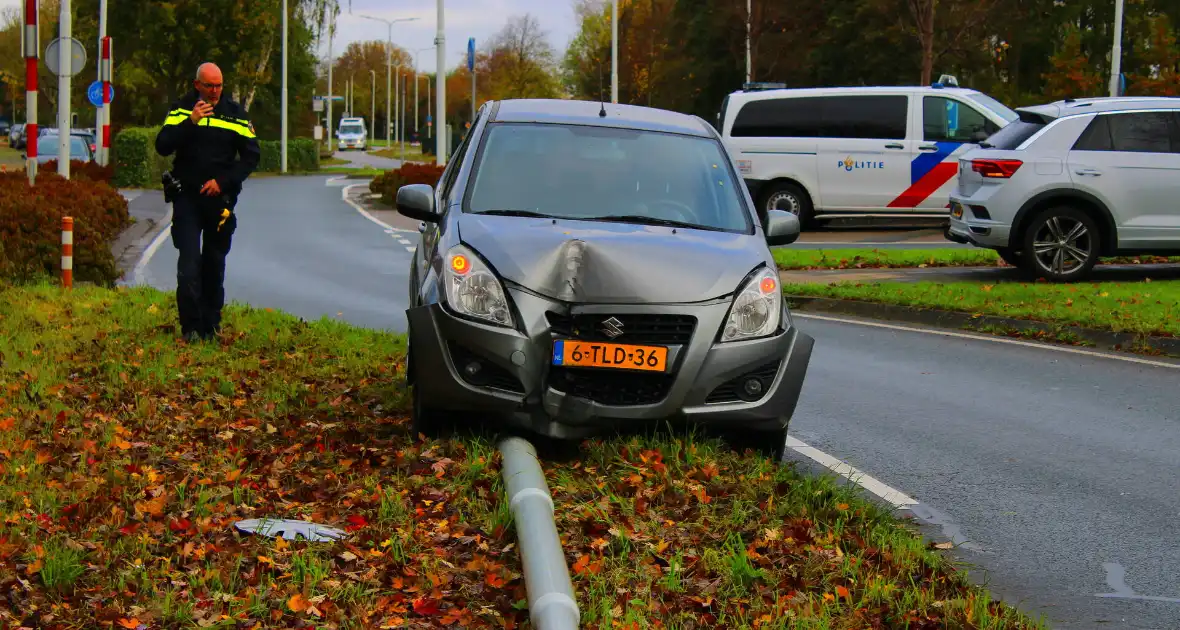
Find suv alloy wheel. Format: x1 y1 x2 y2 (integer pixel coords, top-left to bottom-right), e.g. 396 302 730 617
1019 206 1101 281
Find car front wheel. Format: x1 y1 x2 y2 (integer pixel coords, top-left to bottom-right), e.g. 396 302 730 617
1020 207 1101 282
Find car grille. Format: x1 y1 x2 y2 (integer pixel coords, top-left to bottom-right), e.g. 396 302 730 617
447 343 525 394
548 366 674 406
546 312 696 345
704 360 781 404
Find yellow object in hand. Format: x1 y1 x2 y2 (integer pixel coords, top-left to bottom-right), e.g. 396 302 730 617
218 208 231 231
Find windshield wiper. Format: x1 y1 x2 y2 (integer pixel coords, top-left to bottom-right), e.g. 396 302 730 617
579 214 725 231
474 209 560 219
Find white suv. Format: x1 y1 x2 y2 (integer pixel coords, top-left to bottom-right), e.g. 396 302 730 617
717 82 1018 228
946 97 1180 281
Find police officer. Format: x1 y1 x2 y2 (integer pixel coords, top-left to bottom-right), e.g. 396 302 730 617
155 62 260 342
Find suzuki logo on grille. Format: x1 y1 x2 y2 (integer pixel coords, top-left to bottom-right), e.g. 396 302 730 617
601 317 624 339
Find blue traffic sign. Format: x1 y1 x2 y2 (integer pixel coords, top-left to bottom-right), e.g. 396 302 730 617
467 37 476 71
87 80 113 107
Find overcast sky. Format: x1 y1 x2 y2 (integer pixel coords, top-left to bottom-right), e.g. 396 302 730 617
1 0 581 74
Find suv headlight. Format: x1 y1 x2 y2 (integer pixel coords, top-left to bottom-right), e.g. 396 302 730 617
720 266 782 342
443 244 514 327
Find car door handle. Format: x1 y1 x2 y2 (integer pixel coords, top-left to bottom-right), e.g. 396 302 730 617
1075 168 1102 176
884 143 905 149
918 145 939 152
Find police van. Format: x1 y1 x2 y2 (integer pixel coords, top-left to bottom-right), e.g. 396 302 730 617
336 117 368 151
716 78 1019 227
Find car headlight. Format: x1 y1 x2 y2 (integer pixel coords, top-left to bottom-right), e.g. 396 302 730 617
720 266 782 342
443 244 514 327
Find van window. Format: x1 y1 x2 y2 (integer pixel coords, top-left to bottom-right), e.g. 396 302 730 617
923 96 999 143
729 94 907 140
730 97 823 137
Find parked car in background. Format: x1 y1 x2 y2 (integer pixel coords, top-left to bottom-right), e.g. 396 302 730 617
398 98 813 458
716 78 1018 228
8 123 24 148
25 133 94 165
946 96 1180 281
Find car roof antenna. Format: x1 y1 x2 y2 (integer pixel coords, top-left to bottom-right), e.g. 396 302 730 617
599 101 607 118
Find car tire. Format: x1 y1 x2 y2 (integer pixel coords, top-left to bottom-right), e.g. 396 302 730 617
1019 207 1101 282
760 182 815 230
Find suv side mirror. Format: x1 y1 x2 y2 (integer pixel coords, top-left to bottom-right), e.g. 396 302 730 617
396 184 440 222
765 209 801 246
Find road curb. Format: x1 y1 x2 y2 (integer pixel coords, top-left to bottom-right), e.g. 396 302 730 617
112 190 172 285
785 295 1180 357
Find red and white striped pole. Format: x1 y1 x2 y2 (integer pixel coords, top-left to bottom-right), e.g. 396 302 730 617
99 36 112 166
61 217 73 289
23 0 39 185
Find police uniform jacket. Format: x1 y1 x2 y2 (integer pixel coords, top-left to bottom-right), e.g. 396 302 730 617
154 89 261 203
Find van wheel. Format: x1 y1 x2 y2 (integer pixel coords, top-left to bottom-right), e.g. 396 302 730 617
1019 207 1101 282
761 182 815 229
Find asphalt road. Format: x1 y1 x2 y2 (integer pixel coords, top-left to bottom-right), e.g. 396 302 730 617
131 179 1179 628
137 174 413 332
787 315 1180 629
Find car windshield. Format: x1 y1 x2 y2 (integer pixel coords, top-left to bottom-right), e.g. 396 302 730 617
466 122 752 233
340 125 364 135
964 92 1019 123
37 136 89 157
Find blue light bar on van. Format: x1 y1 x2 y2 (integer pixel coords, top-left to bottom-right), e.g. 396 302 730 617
742 82 787 91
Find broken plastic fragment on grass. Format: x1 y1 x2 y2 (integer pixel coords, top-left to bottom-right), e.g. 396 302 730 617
234 518 348 541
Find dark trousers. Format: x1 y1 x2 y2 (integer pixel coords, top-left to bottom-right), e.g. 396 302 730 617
171 192 238 337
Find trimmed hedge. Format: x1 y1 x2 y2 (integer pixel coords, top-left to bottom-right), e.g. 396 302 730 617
369 163 447 207
42 159 116 185
112 126 320 189
0 170 131 285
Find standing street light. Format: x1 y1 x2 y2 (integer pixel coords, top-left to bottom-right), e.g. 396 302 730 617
370 69 376 149
435 0 446 164
611 0 618 104
1110 0 1125 97
359 14 419 148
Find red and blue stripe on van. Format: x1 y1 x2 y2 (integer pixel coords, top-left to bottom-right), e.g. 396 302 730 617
887 141 963 208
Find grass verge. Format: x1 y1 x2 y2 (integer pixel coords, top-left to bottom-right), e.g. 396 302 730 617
774 248 1001 270
0 281 1044 629
786 280 1180 337
773 248 1180 271
372 146 427 163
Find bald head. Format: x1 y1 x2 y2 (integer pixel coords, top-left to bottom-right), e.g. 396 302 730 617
194 62 224 105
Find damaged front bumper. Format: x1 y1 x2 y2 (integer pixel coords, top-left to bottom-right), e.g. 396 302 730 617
406 288 814 439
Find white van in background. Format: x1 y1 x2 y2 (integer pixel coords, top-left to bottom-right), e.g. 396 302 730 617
716 79 1019 228
337 117 368 151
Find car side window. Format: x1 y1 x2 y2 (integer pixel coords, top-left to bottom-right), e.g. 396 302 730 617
1072 115 1114 151
923 96 997 143
1107 112 1174 153
440 126 475 203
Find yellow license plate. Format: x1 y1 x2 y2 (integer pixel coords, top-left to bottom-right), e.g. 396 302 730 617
551 339 668 372
950 202 964 219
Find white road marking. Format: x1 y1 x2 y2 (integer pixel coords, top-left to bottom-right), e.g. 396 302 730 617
793 312 1180 370
397 238 411 245
129 206 174 286
406 246 416 252
341 183 417 234
786 436 918 509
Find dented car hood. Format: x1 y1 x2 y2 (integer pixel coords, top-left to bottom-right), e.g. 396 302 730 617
457 213 767 304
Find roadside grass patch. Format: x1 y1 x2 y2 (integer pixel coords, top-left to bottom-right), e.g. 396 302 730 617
786 280 1180 337
0 281 1044 628
773 247 1180 271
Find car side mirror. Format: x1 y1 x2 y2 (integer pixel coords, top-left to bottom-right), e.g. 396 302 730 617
765 209 801 246
396 184 440 222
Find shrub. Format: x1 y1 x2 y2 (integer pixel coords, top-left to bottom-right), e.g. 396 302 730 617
40 159 116 185
369 162 446 206
258 138 320 172
112 126 171 188
0 170 131 285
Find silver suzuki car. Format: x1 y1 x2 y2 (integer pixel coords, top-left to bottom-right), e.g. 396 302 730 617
399 98 814 455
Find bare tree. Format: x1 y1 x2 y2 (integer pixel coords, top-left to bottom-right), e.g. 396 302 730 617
486 14 560 98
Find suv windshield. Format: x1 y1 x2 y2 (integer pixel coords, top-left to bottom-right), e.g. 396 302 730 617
466 123 752 233
339 125 364 135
